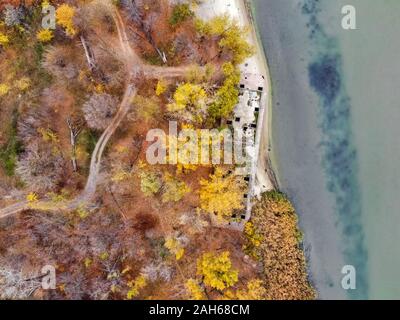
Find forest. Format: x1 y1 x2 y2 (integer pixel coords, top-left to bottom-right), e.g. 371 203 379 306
0 0 314 299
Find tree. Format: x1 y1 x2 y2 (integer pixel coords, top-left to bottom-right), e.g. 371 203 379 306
36 29 54 43
162 173 190 203
167 83 206 112
127 274 147 299
195 15 254 65
16 143 65 192
166 124 210 173
169 3 194 27
164 236 185 260
15 77 31 91
131 95 159 123
196 251 238 291
219 23 254 65
0 83 10 96
155 80 167 96
83 93 119 130
139 171 161 197
235 279 266 300
3 5 24 27
208 62 240 121
242 222 262 259
199 168 244 220
167 83 207 123
185 278 205 300
56 4 77 37
0 32 9 46
42 46 79 80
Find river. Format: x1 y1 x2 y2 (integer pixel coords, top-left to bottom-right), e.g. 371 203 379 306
253 0 400 299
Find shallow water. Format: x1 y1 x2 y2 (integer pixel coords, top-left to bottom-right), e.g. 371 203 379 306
253 0 400 299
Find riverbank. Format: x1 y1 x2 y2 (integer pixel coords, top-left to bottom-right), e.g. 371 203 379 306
197 0 317 298
196 0 275 195
251 191 316 299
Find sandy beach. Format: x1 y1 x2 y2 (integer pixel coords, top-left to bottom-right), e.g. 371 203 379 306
196 0 274 194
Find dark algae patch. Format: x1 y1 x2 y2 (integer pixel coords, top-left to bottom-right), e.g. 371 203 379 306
301 0 368 299
309 55 341 105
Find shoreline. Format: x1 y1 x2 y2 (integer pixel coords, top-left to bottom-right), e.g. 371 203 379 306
233 0 277 194
244 0 321 297
196 0 317 294
252 0 354 299
242 0 279 191
236 1 317 297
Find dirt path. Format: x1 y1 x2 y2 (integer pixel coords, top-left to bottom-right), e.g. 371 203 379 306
0 5 194 219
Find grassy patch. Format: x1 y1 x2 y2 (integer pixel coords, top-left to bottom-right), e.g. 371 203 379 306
78 129 100 156
0 109 23 176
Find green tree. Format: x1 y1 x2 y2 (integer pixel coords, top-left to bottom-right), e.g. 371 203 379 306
162 173 191 203
139 171 161 196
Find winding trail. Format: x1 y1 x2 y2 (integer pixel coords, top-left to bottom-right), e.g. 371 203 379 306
0 5 189 219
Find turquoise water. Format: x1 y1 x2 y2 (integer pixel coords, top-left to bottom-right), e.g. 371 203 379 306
254 0 400 299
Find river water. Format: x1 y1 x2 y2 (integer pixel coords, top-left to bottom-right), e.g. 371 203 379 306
253 0 400 299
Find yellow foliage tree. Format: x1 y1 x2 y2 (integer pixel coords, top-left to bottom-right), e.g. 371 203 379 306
242 221 263 259
197 251 238 291
164 237 185 260
185 279 206 300
56 4 77 37
167 83 206 112
38 127 59 143
0 32 9 46
26 192 38 203
0 83 10 96
235 279 267 300
132 95 159 123
127 274 148 299
208 62 241 120
15 77 31 91
155 80 167 96
195 15 254 65
199 168 244 220
37 29 54 42
162 173 190 203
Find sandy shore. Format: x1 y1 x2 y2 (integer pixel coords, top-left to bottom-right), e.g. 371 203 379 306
196 0 274 194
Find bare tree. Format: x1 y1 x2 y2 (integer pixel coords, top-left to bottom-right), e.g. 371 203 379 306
121 0 167 63
67 116 83 172
141 260 173 282
82 93 119 130
42 46 79 81
17 107 50 143
0 264 42 299
16 143 65 192
3 5 24 27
